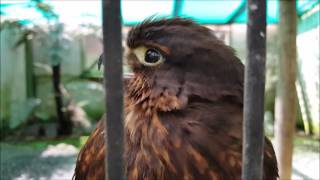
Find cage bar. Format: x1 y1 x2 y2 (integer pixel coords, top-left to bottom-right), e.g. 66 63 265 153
242 0 267 179
102 0 125 179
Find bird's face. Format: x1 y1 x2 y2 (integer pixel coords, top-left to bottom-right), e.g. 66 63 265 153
125 18 244 112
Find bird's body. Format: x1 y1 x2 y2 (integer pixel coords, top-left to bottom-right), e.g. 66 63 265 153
74 18 278 180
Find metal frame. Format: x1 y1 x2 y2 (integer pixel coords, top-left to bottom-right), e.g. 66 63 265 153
242 0 267 179
102 0 125 179
101 0 267 179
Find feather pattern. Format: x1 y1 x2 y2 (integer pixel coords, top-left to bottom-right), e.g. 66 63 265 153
74 18 278 180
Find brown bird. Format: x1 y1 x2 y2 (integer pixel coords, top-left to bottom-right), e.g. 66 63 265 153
74 18 278 180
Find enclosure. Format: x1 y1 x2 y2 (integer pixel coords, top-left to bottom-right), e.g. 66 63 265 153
0 0 319 180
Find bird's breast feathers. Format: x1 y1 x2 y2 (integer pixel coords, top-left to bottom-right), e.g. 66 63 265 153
124 102 225 180
124 76 240 180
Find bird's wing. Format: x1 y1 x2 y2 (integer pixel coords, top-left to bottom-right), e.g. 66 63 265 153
74 120 106 180
74 76 133 180
173 102 278 180
263 137 279 179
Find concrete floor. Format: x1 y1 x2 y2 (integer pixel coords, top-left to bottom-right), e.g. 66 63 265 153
0 139 319 180
0 143 77 180
292 152 319 180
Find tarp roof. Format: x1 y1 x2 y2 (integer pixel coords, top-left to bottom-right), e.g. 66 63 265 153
1 0 319 26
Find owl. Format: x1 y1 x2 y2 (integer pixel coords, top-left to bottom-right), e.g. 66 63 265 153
74 18 278 180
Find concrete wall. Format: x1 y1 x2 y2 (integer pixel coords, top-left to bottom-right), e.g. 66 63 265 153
0 27 27 128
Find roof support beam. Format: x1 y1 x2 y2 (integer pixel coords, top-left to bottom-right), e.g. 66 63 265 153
227 0 246 23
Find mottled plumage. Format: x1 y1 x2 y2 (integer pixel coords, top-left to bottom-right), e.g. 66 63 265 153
74 18 278 180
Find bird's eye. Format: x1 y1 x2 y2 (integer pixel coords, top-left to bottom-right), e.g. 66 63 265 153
145 49 162 63
133 46 165 66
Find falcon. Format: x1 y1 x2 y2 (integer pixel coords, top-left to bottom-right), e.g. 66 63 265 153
74 18 278 180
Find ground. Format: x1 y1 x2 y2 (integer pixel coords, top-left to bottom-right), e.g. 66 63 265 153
0 136 319 180
290 136 320 180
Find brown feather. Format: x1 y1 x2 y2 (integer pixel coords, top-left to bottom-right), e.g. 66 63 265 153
74 17 278 180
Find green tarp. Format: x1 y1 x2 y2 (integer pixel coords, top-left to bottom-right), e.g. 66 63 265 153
1 0 319 25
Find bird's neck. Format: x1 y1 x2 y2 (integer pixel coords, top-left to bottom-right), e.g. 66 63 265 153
124 104 173 178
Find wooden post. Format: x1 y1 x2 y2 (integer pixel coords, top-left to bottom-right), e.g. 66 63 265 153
102 0 125 179
274 0 297 179
242 0 267 179
25 37 36 98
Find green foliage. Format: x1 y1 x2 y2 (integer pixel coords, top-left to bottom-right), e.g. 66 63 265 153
28 0 70 65
33 76 57 122
33 77 104 122
0 20 23 31
5 1 69 66
65 80 104 121
1 1 73 136
1 136 88 150
10 98 41 129
47 23 70 65
31 0 58 21
31 23 71 66
13 29 35 49
293 136 320 154
33 95 56 122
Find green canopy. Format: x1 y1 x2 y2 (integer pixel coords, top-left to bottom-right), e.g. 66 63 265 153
1 0 319 26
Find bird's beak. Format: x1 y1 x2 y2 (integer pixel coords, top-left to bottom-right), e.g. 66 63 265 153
97 52 134 80
98 54 104 70
98 46 129 71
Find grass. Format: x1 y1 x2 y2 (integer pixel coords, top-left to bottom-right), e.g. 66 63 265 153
1 134 318 154
293 135 320 154
0 136 89 150
268 134 320 154
0 135 318 179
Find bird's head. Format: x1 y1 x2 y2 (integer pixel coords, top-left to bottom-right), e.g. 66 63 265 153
126 18 244 112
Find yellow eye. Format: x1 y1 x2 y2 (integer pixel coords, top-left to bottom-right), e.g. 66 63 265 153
133 46 165 66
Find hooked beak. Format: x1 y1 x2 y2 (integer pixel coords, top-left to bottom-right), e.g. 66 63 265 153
98 53 134 80
99 45 130 70
98 54 104 70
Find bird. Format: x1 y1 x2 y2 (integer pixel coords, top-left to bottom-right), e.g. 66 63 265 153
74 17 278 180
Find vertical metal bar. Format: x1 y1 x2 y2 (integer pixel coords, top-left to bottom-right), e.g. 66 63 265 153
242 0 267 180
102 0 125 180
173 0 183 17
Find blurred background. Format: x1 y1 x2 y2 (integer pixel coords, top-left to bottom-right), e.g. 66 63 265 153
0 0 319 179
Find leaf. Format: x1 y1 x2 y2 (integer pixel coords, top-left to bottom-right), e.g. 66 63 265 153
13 29 35 49
10 98 41 129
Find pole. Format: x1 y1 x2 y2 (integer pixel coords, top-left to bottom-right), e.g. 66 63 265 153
242 0 267 179
102 0 125 179
275 1 297 179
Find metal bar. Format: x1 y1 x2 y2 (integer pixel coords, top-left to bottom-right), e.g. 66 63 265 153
173 0 183 17
227 0 246 24
242 0 267 179
102 0 125 180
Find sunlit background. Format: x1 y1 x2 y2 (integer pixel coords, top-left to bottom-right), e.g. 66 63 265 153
0 0 319 179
